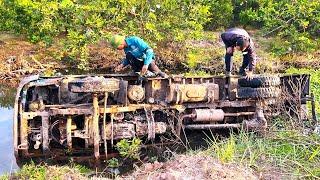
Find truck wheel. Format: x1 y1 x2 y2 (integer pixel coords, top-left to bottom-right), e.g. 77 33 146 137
68 77 120 93
238 75 280 88
237 87 281 99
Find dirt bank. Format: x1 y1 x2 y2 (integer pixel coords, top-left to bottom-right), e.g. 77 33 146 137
124 154 258 180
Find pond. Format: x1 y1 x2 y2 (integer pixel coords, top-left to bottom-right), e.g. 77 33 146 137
0 83 19 175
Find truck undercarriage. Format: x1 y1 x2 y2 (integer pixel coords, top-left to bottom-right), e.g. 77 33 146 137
13 73 311 161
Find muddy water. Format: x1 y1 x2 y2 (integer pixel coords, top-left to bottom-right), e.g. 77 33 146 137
0 83 19 175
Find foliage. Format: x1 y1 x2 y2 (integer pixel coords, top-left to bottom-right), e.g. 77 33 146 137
204 0 233 29
16 161 46 180
116 138 142 160
0 162 89 179
71 164 91 174
205 130 320 179
0 0 211 69
0 84 15 108
237 0 320 54
107 158 120 168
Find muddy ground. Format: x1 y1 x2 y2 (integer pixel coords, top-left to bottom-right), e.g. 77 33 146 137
125 154 258 180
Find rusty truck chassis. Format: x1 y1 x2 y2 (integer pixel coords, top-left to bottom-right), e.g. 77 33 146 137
13 73 310 161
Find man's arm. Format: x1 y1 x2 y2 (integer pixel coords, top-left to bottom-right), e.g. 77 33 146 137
115 59 129 72
243 43 256 79
243 42 256 72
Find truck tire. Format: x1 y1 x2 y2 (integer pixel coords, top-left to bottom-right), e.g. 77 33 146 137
68 77 120 93
238 75 280 88
237 87 281 99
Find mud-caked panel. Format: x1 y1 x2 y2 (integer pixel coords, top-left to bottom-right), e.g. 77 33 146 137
68 76 120 93
166 83 219 104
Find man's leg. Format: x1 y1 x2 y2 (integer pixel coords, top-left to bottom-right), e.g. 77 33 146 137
148 61 168 78
126 52 143 72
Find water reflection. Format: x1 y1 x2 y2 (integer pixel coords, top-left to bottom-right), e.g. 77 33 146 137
0 83 19 175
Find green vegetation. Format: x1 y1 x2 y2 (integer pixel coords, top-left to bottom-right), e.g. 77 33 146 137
0 0 318 69
238 0 320 54
0 84 15 108
107 158 120 168
0 161 90 180
203 130 320 179
0 0 210 69
116 137 142 160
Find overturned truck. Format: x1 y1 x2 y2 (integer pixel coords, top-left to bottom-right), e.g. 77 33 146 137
13 73 311 161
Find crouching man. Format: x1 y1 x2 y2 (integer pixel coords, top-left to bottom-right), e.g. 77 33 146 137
221 28 257 79
111 35 168 78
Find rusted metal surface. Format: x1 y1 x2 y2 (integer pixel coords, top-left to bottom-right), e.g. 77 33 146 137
92 93 100 160
50 108 92 115
13 73 311 161
85 115 93 147
185 124 241 129
193 109 225 122
19 116 29 156
128 85 145 102
21 112 49 119
135 121 167 136
224 112 255 116
67 116 72 149
166 83 219 104
42 115 50 154
14 75 40 156
243 107 267 131
105 123 135 140
102 92 108 160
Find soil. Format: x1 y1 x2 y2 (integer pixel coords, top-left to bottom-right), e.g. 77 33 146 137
124 154 258 180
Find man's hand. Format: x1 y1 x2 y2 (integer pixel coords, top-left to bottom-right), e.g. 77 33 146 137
140 65 148 75
245 71 254 80
115 64 124 72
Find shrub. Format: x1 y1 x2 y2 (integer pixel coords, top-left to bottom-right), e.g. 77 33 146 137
0 0 211 69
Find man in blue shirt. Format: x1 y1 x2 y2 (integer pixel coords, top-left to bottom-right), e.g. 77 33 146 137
111 35 168 78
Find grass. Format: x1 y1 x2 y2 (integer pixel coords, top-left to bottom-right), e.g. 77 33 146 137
202 129 320 179
0 162 90 180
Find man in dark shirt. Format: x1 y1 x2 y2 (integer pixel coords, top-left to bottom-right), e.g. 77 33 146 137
221 28 257 79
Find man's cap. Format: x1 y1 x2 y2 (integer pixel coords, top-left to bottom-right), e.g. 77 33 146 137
110 35 125 49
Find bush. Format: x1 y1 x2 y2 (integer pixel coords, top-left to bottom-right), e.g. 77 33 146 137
237 0 320 53
0 0 211 69
204 0 233 29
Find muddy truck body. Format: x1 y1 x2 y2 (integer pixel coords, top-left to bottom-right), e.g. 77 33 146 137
13 73 311 161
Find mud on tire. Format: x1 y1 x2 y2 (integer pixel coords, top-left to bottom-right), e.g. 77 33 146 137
238 75 280 88
237 87 281 99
